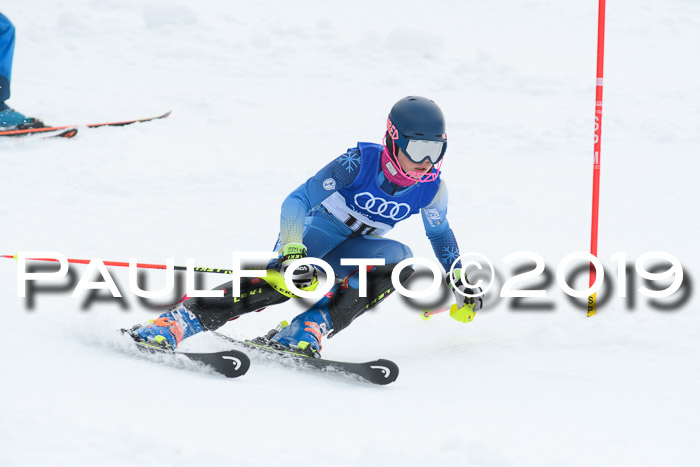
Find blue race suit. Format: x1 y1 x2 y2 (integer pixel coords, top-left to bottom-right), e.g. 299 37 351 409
0 13 15 102
182 142 466 336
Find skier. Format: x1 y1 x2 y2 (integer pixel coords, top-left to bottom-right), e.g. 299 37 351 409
0 13 42 129
127 96 484 357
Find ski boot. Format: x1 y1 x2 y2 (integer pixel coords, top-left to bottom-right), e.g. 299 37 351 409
267 307 333 358
126 306 204 350
0 102 44 130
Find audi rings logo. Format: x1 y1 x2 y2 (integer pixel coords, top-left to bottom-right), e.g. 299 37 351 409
353 192 411 221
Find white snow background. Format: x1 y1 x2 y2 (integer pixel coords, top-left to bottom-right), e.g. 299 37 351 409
1 1 699 466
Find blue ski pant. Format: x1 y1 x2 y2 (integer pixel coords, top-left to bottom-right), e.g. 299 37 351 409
0 13 15 102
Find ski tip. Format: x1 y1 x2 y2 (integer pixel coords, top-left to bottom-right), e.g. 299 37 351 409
366 359 399 385
160 111 172 119
214 350 251 378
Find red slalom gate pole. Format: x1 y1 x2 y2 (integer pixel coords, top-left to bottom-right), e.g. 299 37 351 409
1 254 234 275
588 0 606 317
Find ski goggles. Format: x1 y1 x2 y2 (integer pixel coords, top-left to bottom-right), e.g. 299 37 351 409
402 138 446 165
387 119 447 165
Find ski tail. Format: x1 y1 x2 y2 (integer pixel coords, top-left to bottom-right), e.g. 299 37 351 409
45 128 78 139
0 126 71 137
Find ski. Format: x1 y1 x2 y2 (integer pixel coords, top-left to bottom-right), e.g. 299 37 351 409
125 334 250 378
0 111 170 137
213 332 399 385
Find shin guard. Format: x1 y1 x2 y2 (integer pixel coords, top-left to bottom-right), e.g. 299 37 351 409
184 274 291 330
328 264 414 335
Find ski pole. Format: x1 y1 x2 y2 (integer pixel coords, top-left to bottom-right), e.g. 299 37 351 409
1 254 234 275
2 254 322 299
588 0 607 317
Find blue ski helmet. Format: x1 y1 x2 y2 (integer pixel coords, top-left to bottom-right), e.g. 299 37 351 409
386 96 447 165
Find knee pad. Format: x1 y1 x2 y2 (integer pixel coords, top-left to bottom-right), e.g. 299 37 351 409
374 241 413 265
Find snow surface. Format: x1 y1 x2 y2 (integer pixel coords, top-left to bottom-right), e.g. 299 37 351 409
1 0 699 466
